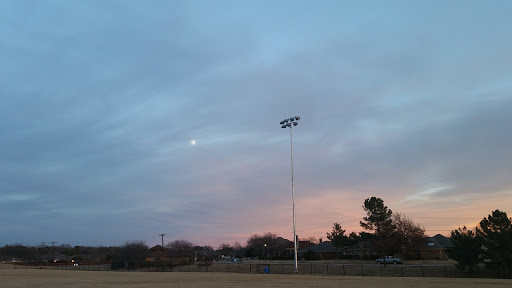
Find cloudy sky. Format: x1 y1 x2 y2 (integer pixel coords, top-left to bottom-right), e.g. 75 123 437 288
1 0 511 248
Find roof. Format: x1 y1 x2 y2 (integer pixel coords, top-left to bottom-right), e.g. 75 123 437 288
298 241 338 253
414 235 453 250
432 234 454 248
150 245 164 252
149 245 181 257
275 237 293 247
299 241 315 250
344 239 376 251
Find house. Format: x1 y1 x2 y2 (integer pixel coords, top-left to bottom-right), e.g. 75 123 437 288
270 237 315 259
146 245 189 265
274 237 293 259
342 240 378 259
146 245 165 262
408 234 454 260
48 254 74 263
298 240 338 260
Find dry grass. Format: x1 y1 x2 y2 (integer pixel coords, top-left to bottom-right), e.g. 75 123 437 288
1 268 511 288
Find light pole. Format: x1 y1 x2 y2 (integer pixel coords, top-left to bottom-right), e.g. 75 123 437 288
159 233 166 272
280 116 300 273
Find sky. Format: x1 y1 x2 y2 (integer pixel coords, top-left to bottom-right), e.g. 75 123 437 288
1 0 511 248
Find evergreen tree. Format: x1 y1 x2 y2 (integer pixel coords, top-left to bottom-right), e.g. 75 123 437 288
448 226 482 274
360 197 395 256
326 223 348 258
477 210 512 278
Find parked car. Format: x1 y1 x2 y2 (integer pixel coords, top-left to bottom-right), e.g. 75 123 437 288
376 256 402 264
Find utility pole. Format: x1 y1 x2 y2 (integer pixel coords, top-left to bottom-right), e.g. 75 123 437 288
159 234 166 271
49 242 57 262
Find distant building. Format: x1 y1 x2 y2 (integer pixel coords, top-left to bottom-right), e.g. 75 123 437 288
342 240 378 258
408 234 454 260
271 237 315 259
298 241 338 260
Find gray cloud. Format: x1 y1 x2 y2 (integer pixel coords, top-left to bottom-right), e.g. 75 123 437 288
1 0 511 246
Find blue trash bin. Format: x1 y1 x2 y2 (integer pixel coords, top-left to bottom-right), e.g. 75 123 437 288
264 267 269 274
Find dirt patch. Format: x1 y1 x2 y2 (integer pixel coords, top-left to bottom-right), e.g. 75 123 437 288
1 269 511 288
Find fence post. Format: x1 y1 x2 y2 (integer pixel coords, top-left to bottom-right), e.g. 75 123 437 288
311 264 313 274
445 265 447 278
343 265 345 275
380 265 383 276
421 266 424 277
361 265 364 276
326 264 329 274
401 265 403 277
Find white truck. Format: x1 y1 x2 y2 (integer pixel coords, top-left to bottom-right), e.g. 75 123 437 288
376 256 402 264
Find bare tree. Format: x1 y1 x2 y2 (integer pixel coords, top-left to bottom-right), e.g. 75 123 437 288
233 241 244 258
217 243 234 258
302 236 318 244
392 213 426 258
233 241 243 250
218 243 232 250
113 241 149 269
246 232 279 259
166 240 195 259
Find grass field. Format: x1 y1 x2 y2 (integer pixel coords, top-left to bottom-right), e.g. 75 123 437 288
1 269 511 288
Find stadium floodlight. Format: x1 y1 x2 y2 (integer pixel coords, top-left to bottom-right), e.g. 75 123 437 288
279 116 300 273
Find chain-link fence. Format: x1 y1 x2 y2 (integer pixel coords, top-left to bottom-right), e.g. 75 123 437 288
5 261 498 278
207 263 468 277
115 262 491 278
5 263 111 271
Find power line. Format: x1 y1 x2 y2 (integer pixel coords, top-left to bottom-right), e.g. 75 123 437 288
411 216 481 220
296 218 363 233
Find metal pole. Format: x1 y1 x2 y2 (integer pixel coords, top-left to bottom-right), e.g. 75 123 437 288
290 126 298 273
159 234 166 272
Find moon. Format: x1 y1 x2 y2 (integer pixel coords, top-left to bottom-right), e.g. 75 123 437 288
190 140 196 145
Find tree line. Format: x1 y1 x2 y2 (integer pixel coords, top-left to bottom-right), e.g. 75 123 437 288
326 196 426 259
449 209 512 278
325 197 512 278
3 197 510 278
0 235 294 268
0 244 114 263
